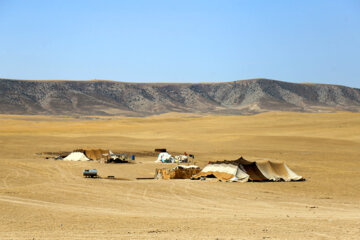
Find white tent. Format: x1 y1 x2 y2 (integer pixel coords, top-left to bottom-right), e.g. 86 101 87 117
193 163 249 182
155 152 172 163
64 152 90 161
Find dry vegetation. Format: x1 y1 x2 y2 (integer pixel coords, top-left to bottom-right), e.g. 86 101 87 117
0 112 359 239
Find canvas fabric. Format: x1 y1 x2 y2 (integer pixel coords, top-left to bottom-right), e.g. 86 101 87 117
193 163 249 182
209 157 303 182
64 152 90 161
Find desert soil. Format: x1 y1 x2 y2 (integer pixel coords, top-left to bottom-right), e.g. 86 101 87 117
0 112 359 239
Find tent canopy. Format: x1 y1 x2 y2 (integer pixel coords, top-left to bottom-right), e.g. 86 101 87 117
192 163 249 182
199 157 304 182
64 152 90 161
84 149 110 161
72 149 110 161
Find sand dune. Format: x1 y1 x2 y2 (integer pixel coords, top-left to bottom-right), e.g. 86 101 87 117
0 112 359 239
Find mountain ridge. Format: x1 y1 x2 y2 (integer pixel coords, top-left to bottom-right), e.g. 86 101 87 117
1 78 359 116
1 77 357 88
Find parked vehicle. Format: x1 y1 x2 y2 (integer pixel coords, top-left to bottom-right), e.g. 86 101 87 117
83 169 98 178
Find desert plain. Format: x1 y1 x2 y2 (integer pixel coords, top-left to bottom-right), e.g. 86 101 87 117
0 112 359 239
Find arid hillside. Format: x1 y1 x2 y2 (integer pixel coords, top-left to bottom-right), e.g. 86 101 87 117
1 78 360 115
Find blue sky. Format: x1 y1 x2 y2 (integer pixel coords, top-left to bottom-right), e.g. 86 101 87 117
0 0 359 87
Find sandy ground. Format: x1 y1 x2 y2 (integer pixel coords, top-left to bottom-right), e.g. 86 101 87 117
0 112 359 240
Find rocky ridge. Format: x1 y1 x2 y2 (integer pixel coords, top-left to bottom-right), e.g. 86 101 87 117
1 78 359 116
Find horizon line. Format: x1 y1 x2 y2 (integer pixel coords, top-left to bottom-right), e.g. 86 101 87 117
0 77 356 88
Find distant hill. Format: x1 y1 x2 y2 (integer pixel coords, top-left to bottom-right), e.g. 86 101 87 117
1 78 360 116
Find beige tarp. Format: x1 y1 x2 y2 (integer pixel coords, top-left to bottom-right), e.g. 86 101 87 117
155 165 200 180
192 163 249 182
83 149 110 161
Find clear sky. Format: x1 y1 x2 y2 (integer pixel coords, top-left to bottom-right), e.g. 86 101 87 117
0 0 359 87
